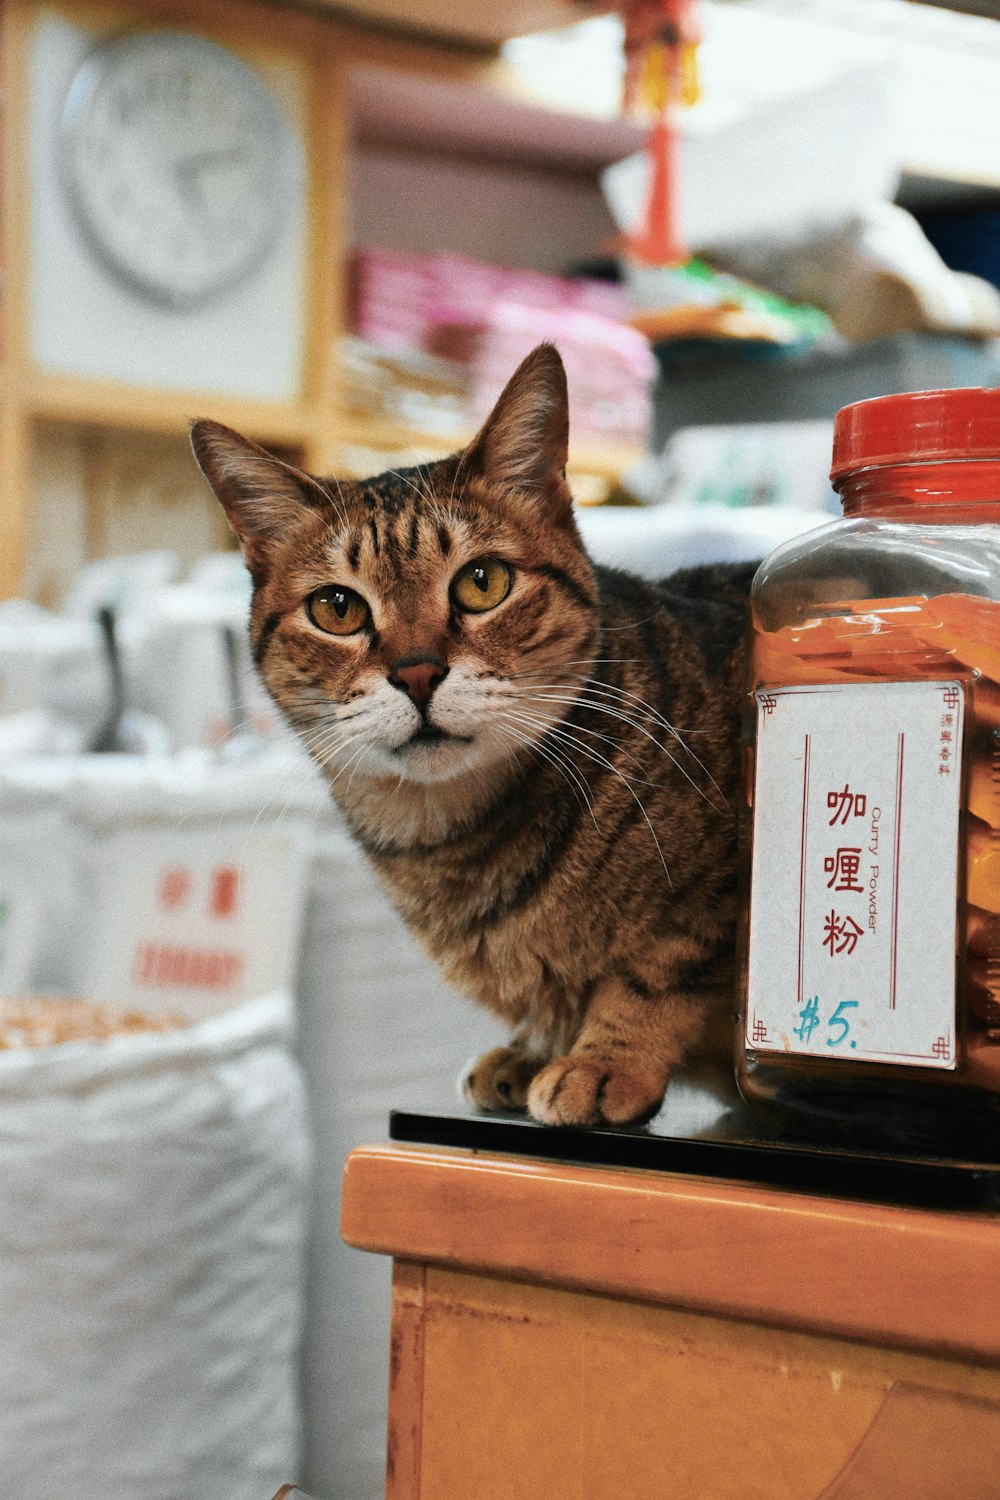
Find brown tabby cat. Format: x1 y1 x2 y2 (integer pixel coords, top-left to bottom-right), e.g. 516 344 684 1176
191 345 754 1127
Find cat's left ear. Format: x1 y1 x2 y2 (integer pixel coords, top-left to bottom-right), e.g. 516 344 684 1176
463 343 573 519
190 419 332 569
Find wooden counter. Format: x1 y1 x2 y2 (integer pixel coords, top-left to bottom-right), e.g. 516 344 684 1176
342 1142 1000 1500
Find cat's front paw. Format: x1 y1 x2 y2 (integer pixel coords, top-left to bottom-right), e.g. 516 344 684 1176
527 1056 665 1127
462 1046 542 1112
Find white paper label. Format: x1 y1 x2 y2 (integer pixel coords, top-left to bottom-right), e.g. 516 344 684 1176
82 824 310 1021
747 681 964 1069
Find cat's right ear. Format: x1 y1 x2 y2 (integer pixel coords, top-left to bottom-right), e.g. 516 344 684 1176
190 419 330 569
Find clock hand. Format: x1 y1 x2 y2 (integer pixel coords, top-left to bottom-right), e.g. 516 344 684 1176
173 144 247 177
172 146 247 215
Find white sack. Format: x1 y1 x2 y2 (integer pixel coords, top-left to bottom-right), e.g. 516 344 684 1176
297 818 503 1500
0 771 84 995
0 993 311 1500
0 606 107 741
0 749 322 1020
124 584 286 753
62 549 180 619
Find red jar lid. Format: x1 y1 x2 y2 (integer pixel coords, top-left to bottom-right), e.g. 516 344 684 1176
831 387 1000 483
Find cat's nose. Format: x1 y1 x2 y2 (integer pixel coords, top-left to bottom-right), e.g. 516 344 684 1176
389 655 449 706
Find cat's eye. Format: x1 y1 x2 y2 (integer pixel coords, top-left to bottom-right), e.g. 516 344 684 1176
307 585 370 636
451 558 513 614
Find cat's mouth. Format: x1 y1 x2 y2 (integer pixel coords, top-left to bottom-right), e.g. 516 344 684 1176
395 725 473 753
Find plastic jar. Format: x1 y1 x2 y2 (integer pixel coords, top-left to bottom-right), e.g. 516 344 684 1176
738 388 1000 1147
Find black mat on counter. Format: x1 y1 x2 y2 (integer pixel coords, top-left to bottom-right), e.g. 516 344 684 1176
389 1073 1000 1212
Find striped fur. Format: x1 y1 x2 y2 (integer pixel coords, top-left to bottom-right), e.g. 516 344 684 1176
192 345 754 1126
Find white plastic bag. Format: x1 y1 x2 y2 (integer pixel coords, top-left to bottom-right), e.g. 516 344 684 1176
0 993 311 1500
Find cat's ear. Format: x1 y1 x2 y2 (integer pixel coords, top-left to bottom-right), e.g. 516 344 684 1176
463 344 572 517
190 419 331 566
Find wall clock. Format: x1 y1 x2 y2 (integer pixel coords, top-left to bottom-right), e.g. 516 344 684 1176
59 29 300 309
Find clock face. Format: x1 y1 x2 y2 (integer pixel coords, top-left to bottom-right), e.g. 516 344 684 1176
60 31 300 308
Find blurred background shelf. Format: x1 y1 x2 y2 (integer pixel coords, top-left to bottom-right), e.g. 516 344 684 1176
5 0 1000 601
650 331 1000 446
0 0 649 601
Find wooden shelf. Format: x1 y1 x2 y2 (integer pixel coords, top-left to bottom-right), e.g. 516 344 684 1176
350 59 644 175
332 412 642 480
20 371 320 448
301 0 608 49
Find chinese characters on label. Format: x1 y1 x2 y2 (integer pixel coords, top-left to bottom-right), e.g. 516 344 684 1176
133 863 244 994
747 682 963 1069
821 786 868 965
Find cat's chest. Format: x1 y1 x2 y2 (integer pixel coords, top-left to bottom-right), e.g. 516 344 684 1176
372 839 604 1029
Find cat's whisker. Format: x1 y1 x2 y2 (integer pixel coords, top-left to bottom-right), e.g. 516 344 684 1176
241 755 321 847
507 708 665 799
298 725 356 757
597 613 666 633
295 724 363 770
496 719 599 830
499 732 599 833
448 447 473 511
390 467 456 533
521 659 644 670
524 671 726 792
503 709 673 887
387 468 428 505
324 472 351 532
575 678 728 798
346 746 372 792
521 687 701 768
326 740 373 790
515 691 729 814
244 757 324 850
280 452 348 531
299 717 362 753
504 706 655 785
570 677 730 800
509 666 696 745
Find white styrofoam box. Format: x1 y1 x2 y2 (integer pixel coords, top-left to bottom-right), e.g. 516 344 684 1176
576 502 830 580
0 992 311 1500
0 748 325 1021
297 815 504 1500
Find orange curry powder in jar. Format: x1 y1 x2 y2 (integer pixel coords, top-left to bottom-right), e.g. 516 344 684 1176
738 388 1000 1146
